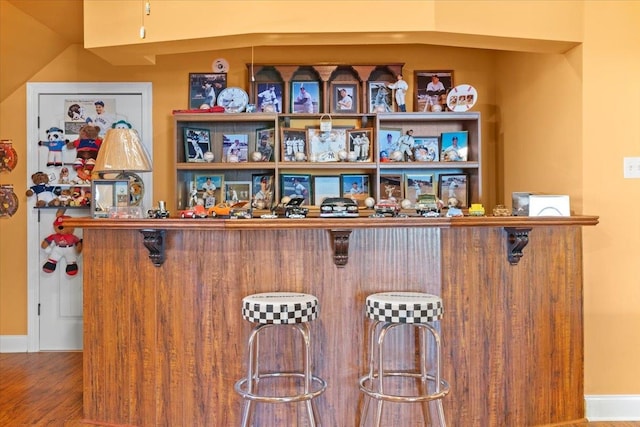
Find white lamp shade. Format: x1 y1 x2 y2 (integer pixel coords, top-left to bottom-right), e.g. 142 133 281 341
94 128 152 172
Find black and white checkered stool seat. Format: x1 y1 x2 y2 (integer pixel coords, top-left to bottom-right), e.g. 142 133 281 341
241 292 319 324
366 292 443 324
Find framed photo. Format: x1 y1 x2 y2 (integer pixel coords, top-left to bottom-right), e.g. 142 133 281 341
414 70 454 112
255 82 283 113
91 179 130 218
368 81 393 113
281 174 312 205
330 82 358 113
340 174 370 207
222 133 249 162
440 131 468 161
194 174 223 208
313 175 341 205
224 180 251 203
281 128 307 162
183 127 211 162
307 127 347 162
252 173 275 210
413 136 440 162
405 174 435 204
438 173 469 208
346 128 373 162
378 128 402 161
380 174 403 201
290 81 320 113
188 73 227 109
255 128 275 162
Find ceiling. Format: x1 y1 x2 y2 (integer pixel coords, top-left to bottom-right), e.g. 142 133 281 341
8 0 84 44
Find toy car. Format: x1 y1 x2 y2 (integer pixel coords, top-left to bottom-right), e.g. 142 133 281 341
275 196 309 218
179 205 208 218
208 201 248 218
468 203 485 216
372 199 401 217
320 197 359 218
147 207 170 219
415 194 441 217
230 206 252 219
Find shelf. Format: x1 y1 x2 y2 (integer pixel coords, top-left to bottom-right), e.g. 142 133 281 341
379 161 480 170
177 162 276 171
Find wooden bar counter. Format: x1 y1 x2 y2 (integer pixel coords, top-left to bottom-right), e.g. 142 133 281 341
65 215 598 426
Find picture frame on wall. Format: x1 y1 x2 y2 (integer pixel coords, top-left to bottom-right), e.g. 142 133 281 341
438 173 469 208
255 82 283 113
330 82 358 113
380 174 403 201
414 70 453 112
413 136 440 162
368 81 393 113
188 73 227 109
281 128 307 162
313 175 341 205
194 174 223 208
405 174 435 203
224 180 251 203
255 128 275 162
290 81 320 113
440 131 468 161
183 127 211 162
222 133 249 163
306 127 347 162
346 128 373 162
378 128 402 161
340 174 370 207
281 173 312 205
252 173 275 210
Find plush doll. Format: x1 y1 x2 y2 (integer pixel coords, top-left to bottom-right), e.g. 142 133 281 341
26 171 60 207
111 119 132 129
67 124 102 183
41 211 83 276
38 127 66 167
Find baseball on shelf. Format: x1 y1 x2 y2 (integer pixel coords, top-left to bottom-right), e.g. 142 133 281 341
390 150 403 161
250 151 263 162
203 151 215 162
401 199 413 209
364 197 376 208
338 150 348 161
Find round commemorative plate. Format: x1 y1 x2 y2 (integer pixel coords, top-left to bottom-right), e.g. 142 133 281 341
217 87 249 113
446 85 478 112
0 140 18 172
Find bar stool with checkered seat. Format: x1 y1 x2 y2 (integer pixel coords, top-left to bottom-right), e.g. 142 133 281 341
235 292 327 427
359 292 450 427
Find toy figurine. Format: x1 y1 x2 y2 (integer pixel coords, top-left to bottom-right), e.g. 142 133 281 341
38 127 66 167
41 211 83 276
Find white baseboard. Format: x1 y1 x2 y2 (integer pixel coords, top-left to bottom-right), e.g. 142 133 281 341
586 395 640 421
0 335 28 353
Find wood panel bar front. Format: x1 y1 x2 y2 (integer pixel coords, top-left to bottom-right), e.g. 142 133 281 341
71 216 597 426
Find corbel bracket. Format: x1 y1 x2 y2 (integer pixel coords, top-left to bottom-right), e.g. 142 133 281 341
329 229 352 268
140 229 166 267
504 227 532 265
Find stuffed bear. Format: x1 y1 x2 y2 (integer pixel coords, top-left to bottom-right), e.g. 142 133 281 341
26 171 60 207
41 211 83 276
67 124 102 183
111 119 132 129
38 127 66 167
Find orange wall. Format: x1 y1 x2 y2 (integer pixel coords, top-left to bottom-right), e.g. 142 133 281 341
2 0 640 395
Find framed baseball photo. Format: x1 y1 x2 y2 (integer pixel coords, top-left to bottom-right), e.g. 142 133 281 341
379 174 403 201
194 174 223 208
290 81 320 113
377 128 402 161
224 180 251 203
313 175 341 205
281 128 307 162
330 82 358 113
281 174 312 205
346 128 373 162
368 81 393 113
438 173 469 208
188 73 227 109
183 127 211 162
252 173 274 210
255 82 283 113
413 136 440 162
340 174 370 207
222 133 249 163
440 131 468 161
306 127 347 163
414 70 453 112
255 128 275 162
405 174 435 204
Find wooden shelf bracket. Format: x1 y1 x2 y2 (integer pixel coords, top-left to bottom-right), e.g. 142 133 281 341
504 227 532 265
329 229 352 267
140 229 166 267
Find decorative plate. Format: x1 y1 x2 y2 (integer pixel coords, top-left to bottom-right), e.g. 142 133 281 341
446 85 478 112
0 140 18 172
0 185 19 217
216 87 249 113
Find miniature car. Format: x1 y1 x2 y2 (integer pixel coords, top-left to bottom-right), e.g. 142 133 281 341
275 196 309 218
208 201 248 217
320 197 359 218
147 207 170 219
230 207 252 219
468 203 485 216
415 194 441 217
372 199 401 217
179 205 208 218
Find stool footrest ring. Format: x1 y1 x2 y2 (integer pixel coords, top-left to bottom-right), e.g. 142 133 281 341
235 372 327 404
359 372 450 403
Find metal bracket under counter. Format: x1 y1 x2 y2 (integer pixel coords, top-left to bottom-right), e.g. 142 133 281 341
140 229 166 267
504 227 532 265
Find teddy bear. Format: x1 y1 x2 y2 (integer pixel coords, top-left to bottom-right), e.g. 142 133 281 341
38 127 66 167
26 171 60 207
41 211 82 276
67 124 102 183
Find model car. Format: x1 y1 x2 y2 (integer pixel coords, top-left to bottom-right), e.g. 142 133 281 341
320 197 359 218
372 199 401 217
147 207 170 219
275 196 309 218
415 194 441 217
230 206 252 219
468 203 485 216
179 204 208 218
208 201 248 218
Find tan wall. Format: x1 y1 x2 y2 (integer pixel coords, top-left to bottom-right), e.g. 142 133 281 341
1 0 639 395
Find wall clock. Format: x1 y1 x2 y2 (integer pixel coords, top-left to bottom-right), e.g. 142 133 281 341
216 87 249 113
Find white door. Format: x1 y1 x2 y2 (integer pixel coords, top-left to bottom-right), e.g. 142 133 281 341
26 83 153 351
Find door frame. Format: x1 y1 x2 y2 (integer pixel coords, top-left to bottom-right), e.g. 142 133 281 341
26 82 153 352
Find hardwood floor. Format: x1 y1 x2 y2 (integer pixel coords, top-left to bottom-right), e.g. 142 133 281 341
0 352 638 427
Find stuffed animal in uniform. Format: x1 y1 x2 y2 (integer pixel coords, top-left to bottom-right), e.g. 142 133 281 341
38 127 66 167
41 211 83 276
